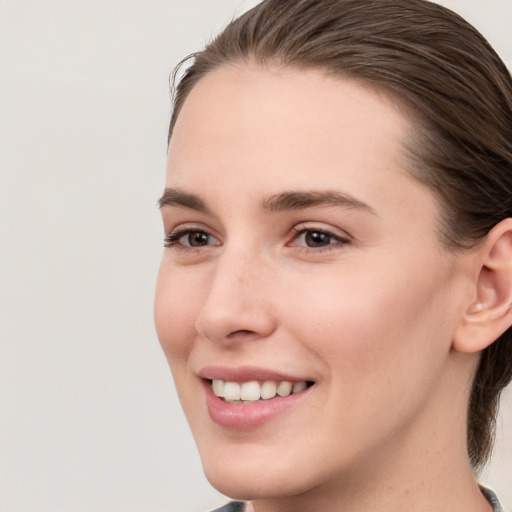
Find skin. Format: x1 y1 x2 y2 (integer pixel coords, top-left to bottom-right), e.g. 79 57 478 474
155 65 492 512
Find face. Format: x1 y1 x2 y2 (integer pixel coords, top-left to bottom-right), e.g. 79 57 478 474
155 66 473 503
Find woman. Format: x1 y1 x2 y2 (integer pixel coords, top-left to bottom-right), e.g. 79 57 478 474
155 0 512 510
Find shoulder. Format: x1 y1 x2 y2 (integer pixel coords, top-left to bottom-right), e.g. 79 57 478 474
209 501 246 512
480 485 506 512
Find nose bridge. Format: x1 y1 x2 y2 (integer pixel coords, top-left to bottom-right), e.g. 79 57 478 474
195 243 275 344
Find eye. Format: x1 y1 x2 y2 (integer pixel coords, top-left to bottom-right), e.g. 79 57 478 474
298 230 334 247
290 227 349 249
164 228 220 248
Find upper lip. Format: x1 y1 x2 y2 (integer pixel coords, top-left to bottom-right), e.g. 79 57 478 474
198 365 313 383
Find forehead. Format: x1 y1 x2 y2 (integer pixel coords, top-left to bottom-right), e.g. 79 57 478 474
169 64 411 158
166 65 439 229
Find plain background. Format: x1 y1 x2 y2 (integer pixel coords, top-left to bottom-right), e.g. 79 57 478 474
0 1 511 511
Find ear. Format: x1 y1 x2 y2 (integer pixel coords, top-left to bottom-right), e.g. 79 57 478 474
453 218 512 354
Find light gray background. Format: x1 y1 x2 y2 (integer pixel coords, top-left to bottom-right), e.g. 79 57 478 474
0 1 510 511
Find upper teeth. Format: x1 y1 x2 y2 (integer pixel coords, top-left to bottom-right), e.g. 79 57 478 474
212 379 308 402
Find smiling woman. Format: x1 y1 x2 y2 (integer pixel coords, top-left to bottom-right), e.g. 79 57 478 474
155 1 512 511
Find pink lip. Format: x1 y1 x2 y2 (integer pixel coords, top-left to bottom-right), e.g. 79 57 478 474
198 365 311 383
198 366 314 430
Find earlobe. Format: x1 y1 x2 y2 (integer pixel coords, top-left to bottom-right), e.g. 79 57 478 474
453 218 512 354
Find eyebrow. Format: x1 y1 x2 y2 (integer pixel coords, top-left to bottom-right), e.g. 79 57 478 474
261 190 376 215
158 188 211 214
158 188 376 216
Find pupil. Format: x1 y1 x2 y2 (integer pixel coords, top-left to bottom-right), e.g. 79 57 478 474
305 231 330 247
189 232 208 246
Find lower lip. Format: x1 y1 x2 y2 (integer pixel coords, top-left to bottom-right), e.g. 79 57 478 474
203 381 311 430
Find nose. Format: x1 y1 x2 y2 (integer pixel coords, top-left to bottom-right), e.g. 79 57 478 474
195 250 277 345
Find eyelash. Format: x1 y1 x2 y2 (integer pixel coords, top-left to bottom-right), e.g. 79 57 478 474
163 226 350 252
289 226 350 251
163 227 218 249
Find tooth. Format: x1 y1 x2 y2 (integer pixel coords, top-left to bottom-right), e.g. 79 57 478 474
215 379 306 402
277 381 293 397
292 381 307 394
212 379 224 398
223 382 241 401
241 381 261 401
261 381 277 400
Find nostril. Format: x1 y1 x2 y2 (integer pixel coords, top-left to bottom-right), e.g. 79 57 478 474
195 292 277 344
226 329 255 338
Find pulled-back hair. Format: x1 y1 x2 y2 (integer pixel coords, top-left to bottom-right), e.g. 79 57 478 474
168 0 512 470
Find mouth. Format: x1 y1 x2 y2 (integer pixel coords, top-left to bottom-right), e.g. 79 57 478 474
198 366 316 428
209 379 314 404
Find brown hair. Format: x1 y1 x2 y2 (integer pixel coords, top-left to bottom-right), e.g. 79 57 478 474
168 0 512 470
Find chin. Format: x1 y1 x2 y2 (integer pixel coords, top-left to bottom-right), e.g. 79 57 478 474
201 450 319 501
205 472 303 502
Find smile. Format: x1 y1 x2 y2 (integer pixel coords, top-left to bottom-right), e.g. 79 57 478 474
212 379 309 403
199 367 316 428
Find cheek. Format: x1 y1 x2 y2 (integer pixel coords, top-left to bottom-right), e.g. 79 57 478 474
154 263 200 365
283 262 456 386
278 265 459 457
